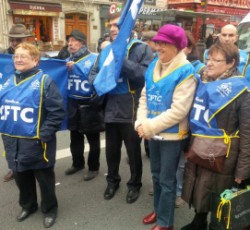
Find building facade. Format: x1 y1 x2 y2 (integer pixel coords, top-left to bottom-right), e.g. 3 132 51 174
0 0 167 52
167 0 249 41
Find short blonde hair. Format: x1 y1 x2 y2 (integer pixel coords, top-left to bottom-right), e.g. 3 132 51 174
15 42 41 61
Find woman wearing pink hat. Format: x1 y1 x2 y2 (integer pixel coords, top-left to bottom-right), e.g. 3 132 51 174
135 24 197 230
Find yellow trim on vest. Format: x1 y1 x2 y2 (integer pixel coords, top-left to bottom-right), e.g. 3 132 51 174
74 54 93 64
14 72 39 86
179 130 189 139
153 63 189 83
176 74 195 88
192 130 240 158
208 87 247 126
42 141 49 162
1 72 45 139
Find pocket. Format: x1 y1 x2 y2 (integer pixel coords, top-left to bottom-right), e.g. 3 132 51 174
18 139 45 166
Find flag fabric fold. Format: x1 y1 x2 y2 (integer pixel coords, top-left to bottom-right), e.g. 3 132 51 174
93 0 144 96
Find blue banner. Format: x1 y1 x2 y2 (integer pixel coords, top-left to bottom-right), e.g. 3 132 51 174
0 54 68 130
93 0 144 96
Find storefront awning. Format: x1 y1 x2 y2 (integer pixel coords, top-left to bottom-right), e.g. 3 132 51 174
157 9 230 20
8 1 62 17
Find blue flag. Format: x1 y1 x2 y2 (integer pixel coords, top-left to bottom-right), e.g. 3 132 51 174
0 54 68 130
93 0 144 96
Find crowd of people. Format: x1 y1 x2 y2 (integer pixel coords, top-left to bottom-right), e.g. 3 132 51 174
1 4 250 230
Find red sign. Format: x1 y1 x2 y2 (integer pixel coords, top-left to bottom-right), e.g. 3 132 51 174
9 1 62 12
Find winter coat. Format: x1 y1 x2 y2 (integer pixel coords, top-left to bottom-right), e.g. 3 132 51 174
2 68 65 172
182 79 250 213
67 48 104 133
89 40 154 124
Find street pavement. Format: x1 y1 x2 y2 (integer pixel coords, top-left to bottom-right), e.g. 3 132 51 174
0 131 194 230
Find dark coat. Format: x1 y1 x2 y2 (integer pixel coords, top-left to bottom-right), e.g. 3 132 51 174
89 41 154 124
67 50 105 133
2 69 65 172
182 89 250 213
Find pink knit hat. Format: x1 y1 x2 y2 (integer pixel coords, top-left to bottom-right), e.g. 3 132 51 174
152 24 187 50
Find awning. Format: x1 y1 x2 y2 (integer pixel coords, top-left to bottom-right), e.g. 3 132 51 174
157 9 230 20
9 1 62 17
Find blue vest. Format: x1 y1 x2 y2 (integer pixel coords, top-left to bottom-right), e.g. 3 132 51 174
204 49 249 76
190 76 249 137
145 59 195 134
191 60 205 74
98 38 143 94
245 64 250 81
0 71 45 138
68 53 97 99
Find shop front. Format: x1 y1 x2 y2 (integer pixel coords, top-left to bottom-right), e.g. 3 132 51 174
8 1 62 51
99 4 167 39
167 0 249 41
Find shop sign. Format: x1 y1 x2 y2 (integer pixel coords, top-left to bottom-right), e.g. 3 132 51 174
208 0 250 8
9 1 62 12
139 7 165 15
13 9 59 17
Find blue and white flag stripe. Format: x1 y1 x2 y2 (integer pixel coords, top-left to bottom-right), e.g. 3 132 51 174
94 0 144 96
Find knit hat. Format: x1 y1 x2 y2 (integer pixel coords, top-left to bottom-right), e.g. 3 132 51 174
152 24 187 51
68 30 86 43
6 24 32 38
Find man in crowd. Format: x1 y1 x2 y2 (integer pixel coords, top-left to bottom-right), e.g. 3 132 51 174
1 24 32 182
64 30 103 181
89 6 154 203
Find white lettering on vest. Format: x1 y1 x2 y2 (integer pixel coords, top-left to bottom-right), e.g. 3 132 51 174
0 105 34 123
193 103 209 123
68 79 90 92
148 94 162 102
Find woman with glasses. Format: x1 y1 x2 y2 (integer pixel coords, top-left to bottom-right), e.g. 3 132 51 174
135 24 197 230
0 43 65 228
1 24 32 182
181 43 250 230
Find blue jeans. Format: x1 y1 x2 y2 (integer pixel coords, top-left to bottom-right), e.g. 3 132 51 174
176 151 185 197
149 140 183 227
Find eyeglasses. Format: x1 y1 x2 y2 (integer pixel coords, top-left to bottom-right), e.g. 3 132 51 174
206 58 226 64
12 55 32 61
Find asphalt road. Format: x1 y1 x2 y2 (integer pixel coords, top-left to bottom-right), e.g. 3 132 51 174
0 131 194 230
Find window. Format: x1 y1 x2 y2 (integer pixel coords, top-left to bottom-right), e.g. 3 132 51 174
145 0 156 5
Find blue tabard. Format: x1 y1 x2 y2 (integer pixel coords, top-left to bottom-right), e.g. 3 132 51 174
0 71 45 138
68 53 97 100
203 49 249 76
245 64 250 81
190 76 249 137
145 59 195 134
191 60 205 74
98 38 143 94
